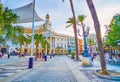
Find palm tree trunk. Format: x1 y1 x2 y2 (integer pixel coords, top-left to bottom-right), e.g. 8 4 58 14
35 44 39 60
86 0 108 74
19 45 22 57
69 0 79 60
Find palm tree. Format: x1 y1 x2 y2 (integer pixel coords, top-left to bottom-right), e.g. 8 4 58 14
0 5 19 43
86 0 108 74
15 34 30 57
11 26 30 57
0 36 5 46
34 34 49 60
63 0 79 60
87 38 95 53
78 15 87 23
66 17 74 28
77 15 88 56
0 5 18 34
3 7 18 24
0 4 4 28
0 5 28 57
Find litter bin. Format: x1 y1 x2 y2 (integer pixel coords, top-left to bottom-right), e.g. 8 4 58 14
28 57 33 68
44 55 47 61
50 54 52 59
8 54 10 59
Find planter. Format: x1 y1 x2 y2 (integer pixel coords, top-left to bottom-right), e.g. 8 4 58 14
70 52 75 59
95 69 120 80
71 56 75 59
81 57 93 66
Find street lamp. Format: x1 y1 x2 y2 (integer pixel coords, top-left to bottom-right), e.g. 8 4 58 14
82 24 89 57
28 0 35 69
44 13 49 61
78 24 92 66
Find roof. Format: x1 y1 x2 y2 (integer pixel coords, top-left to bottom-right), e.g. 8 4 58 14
12 3 43 23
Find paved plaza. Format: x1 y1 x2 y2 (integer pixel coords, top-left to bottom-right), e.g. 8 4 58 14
0 56 120 82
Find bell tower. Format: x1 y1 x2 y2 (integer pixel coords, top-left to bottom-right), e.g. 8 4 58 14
46 13 50 23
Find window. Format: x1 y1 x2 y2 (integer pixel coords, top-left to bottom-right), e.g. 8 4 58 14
65 44 66 49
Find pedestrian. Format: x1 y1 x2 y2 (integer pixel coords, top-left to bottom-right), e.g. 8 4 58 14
0 52 2 58
40 53 42 59
91 53 94 62
8 52 10 59
41 53 45 60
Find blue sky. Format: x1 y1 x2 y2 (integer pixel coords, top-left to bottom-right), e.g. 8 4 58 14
1 0 120 37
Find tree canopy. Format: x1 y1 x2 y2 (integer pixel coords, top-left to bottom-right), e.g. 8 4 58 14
106 14 120 47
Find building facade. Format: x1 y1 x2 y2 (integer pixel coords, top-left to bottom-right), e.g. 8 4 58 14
20 14 83 55
78 38 83 54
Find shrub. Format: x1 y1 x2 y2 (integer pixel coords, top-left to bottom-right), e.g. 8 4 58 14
70 52 75 59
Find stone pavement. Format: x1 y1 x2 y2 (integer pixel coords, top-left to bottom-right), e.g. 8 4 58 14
12 56 79 82
0 56 28 65
0 56 41 81
0 56 89 82
65 56 120 82
1 55 120 82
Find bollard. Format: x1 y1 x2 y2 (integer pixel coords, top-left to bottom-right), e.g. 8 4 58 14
28 57 33 69
50 54 52 59
44 55 47 61
8 54 10 59
53 54 55 57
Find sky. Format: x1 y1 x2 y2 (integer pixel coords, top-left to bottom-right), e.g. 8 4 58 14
1 0 120 37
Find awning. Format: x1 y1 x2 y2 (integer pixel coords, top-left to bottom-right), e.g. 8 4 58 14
12 3 43 23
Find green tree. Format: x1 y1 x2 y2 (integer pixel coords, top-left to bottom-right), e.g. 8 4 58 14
0 4 4 28
11 27 31 57
34 34 49 60
87 38 95 46
106 15 120 47
1 7 19 34
63 0 79 60
87 38 95 52
102 36 108 47
77 15 87 33
66 17 74 28
86 0 108 74
15 34 31 57
0 5 20 46
0 36 5 46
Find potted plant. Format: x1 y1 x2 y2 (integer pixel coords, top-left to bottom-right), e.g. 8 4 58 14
70 52 75 59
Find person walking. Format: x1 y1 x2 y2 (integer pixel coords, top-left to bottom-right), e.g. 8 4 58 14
0 51 2 58
39 53 42 59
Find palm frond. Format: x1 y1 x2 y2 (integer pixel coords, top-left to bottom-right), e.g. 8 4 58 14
78 15 87 23
66 17 74 24
66 24 72 28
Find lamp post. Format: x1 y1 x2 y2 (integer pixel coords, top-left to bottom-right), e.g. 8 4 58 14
79 24 92 66
82 24 90 57
28 0 35 68
44 13 49 61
